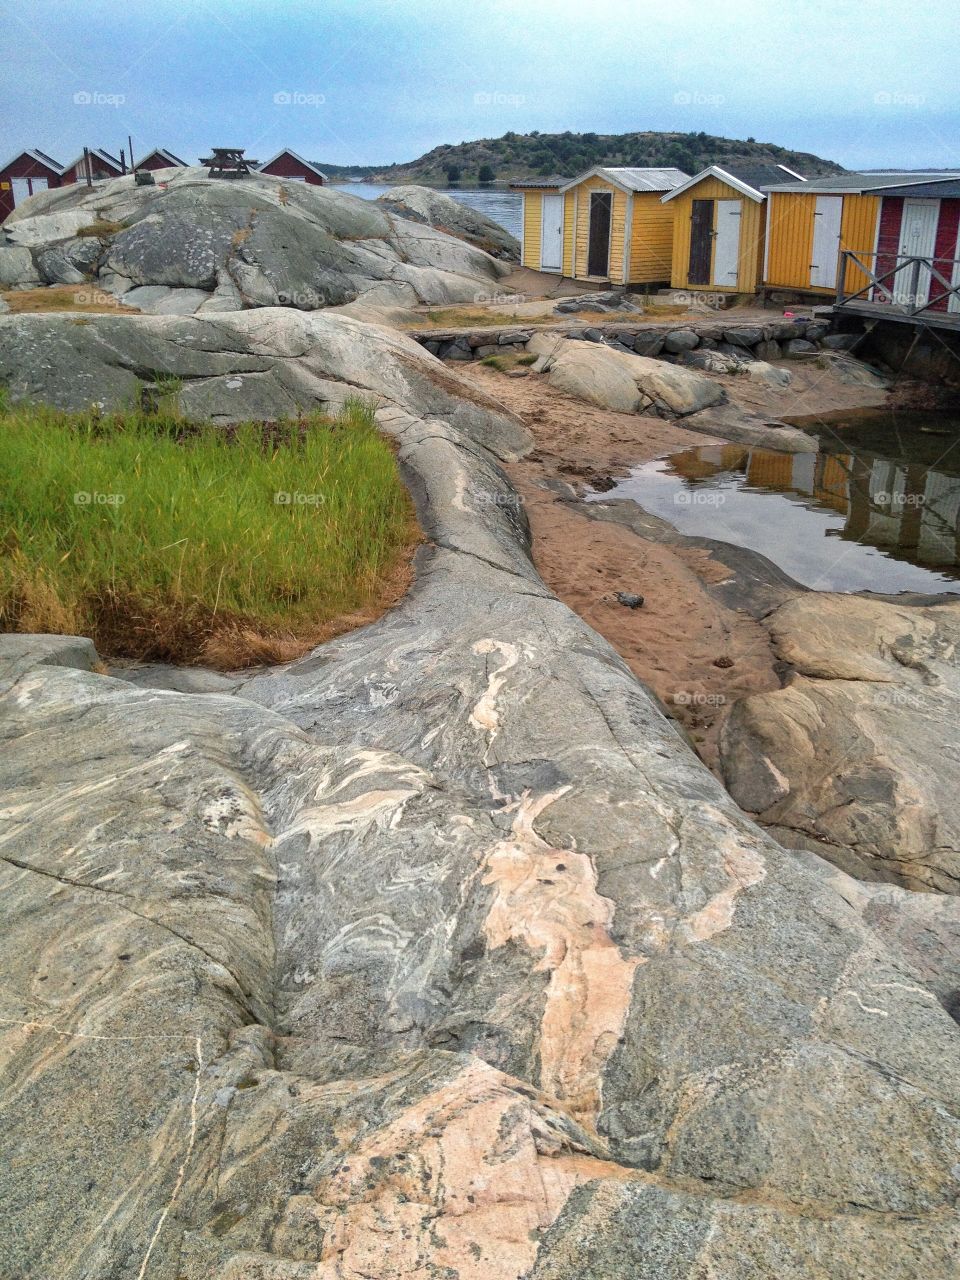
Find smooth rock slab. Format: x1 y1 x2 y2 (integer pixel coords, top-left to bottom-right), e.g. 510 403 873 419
721 593 960 892
1 313 959 1278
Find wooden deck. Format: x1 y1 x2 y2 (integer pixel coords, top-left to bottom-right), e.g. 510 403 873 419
834 250 960 332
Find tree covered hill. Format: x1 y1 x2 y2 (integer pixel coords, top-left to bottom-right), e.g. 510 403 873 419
317 130 845 185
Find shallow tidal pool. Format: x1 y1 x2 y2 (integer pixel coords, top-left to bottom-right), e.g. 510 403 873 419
586 410 960 596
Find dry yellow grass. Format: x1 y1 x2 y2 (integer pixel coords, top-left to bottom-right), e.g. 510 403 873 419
0 285 140 315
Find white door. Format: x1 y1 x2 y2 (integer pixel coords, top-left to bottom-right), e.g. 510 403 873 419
30 177 47 193
712 199 741 286
810 196 843 289
11 178 30 207
897 198 939 307
539 194 563 272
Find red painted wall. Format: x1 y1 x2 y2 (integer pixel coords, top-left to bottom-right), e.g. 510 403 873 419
873 197 903 305
0 153 62 221
930 198 960 312
61 158 123 185
136 153 185 172
258 153 324 185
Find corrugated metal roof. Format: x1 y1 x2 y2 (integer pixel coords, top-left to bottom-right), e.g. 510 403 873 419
508 174 565 189
600 166 689 191
721 162 806 188
764 170 960 193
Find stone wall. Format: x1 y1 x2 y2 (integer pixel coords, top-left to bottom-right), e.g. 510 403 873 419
413 317 856 363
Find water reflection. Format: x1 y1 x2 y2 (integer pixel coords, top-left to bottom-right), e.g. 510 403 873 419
587 429 960 595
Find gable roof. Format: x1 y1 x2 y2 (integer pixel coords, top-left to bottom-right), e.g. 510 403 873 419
136 147 186 167
763 170 960 194
258 148 326 180
661 162 807 204
64 148 123 174
0 148 64 175
559 165 689 194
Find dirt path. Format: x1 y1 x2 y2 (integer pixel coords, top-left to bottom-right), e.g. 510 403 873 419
454 359 891 773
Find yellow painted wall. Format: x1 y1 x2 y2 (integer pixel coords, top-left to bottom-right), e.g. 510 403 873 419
764 192 879 293
839 194 879 296
562 190 575 277
572 176 628 282
764 192 817 289
668 175 766 292
515 188 544 270
629 193 675 283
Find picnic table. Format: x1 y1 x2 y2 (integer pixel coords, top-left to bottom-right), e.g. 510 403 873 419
200 148 258 178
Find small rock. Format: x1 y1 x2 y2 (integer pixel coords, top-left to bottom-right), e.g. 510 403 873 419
821 333 860 351
582 327 604 343
505 368 529 378
615 592 644 609
782 338 818 358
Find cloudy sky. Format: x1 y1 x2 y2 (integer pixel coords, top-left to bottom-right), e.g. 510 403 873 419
1 0 957 172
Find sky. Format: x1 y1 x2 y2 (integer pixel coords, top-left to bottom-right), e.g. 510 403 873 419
1 0 958 173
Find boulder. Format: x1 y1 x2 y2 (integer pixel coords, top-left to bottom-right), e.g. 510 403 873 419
754 338 781 360
723 326 765 347
0 167 510 316
821 332 861 351
376 184 520 260
541 339 725 416
631 330 664 357
805 321 831 341
2 308 960 1277
34 248 85 285
663 328 699 353
744 359 792 388
782 337 818 357
0 245 39 287
720 593 960 893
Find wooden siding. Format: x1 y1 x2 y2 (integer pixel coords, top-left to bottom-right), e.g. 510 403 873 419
629 193 674 284
516 189 543 270
668 176 765 292
839 194 880 295
765 192 878 293
562 190 575 277
572 176 627 282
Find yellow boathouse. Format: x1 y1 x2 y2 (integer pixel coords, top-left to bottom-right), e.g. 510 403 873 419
510 166 688 285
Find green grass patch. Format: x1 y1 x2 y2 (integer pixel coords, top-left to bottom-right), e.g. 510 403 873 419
0 395 420 667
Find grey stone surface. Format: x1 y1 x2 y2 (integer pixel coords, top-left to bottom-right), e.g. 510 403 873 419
1 309 959 1278
721 593 960 892
782 337 819 357
1 167 509 316
35 247 85 285
663 329 699 353
376 184 521 260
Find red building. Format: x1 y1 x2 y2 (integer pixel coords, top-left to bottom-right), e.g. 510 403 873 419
60 148 124 186
0 148 64 220
872 181 960 314
257 148 326 185
134 147 187 172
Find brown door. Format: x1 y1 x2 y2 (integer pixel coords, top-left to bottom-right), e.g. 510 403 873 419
688 199 714 285
587 191 612 277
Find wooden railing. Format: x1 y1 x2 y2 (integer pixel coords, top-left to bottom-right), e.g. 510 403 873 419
836 250 960 317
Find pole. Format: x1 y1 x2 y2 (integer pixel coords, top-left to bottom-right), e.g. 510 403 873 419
82 146 92 187
128 135 134 171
